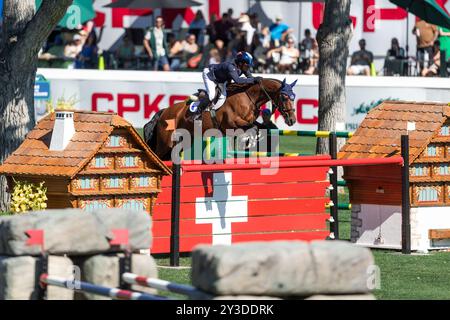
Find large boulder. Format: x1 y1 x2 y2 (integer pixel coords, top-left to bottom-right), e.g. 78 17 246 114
0 255 73 300
191 241 374 297
74 253 158 300
0 209 151 256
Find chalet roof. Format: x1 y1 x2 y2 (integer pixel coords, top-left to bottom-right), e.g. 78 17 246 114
0 111 171 177
339 101 450 164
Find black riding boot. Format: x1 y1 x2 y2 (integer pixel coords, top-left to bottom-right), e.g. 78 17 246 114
192 97 210 120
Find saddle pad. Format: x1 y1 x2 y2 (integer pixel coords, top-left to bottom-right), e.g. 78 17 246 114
189 101 200 113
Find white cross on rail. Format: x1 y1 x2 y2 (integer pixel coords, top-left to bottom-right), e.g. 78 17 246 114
195 172 248 245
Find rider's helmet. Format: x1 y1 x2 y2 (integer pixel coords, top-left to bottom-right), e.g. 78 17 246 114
235 51 253 67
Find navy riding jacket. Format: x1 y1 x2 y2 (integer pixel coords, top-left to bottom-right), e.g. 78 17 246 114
208 62 255 85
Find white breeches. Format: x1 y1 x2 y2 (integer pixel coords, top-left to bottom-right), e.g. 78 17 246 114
202 68 227 110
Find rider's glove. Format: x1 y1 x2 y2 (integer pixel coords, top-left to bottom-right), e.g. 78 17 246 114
254 76 263 84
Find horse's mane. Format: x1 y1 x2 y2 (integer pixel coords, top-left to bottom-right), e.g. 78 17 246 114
226 78 282 97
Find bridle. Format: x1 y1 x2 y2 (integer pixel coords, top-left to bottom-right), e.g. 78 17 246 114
259 82 293 119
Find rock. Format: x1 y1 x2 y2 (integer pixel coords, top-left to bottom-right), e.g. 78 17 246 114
0 209 151 256
75 253 158 300
93 209 152 251
191 240 374 297
0 255 73 300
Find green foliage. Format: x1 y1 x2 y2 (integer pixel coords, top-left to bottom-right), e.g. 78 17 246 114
10 180 48 213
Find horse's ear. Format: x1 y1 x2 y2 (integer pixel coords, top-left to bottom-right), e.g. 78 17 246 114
290 79 298 88
282 78 286 86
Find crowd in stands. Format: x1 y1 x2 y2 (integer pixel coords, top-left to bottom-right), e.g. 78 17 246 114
37 9 450 77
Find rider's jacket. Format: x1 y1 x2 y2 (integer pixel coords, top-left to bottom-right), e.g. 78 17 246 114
208 62 255 85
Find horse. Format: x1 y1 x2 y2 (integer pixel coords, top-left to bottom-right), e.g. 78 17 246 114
144 78 297 160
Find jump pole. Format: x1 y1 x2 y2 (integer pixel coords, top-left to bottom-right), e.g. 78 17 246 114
170 162 181 267
328 133 339 240
122 273 203 298
401 135 411 254
40 274 169 300
182 156 404 172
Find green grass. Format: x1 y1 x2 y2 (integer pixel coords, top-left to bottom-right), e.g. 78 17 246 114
372 250 450 300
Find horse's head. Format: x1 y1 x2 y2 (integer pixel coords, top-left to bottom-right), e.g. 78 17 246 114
274 78 297 126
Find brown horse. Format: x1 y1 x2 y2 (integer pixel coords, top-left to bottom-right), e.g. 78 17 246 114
144 78 297 160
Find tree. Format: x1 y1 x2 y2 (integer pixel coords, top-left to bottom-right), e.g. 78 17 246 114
0 0 73 211
316 0 353 154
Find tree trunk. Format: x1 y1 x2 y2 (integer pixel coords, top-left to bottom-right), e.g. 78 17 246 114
316 0 352 154
0 0 72 211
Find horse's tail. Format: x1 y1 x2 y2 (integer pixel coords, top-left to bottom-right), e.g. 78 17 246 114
144 109 165 151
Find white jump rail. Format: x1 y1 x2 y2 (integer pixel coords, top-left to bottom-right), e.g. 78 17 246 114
40 274 170 300
122 272 204 297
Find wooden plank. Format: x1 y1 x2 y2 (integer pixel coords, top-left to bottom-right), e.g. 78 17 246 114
152 214 329 237
151 230 330 254
153 198 329 221
429 229 450 240
160 167 330 188
156 181 330 203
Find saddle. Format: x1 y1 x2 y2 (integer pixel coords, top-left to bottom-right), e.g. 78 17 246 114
192 86 221 107
188 87 222 127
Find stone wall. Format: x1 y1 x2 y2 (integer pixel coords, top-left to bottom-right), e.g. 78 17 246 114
0 208 376 300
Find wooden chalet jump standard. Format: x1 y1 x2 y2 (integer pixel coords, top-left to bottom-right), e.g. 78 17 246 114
339 101 450 252
0 110 171 214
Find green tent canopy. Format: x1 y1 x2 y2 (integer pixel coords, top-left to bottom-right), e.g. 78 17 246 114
390 0 450 29
36 0 96 29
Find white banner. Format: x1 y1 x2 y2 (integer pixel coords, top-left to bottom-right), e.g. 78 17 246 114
37 69 450 131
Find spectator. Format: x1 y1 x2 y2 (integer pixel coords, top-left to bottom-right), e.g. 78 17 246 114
384 38 406 76
214 13 234 48
64 34 83 69
421 40 441 77
169 33 199 71
303 39 319 75
77 31 98 69
143 16 170 71
347 39 373 76
116 34 136 69
438 26 450 61
267 36 300 74
208 47 221 65
269 16 292 47
413 20 438 73
227 8 238 27
226 30 247 62
251 32 268 72
238 14 256 49
250 13 262 33
259 26 272 49
206 13 218 43
189 10 206 46
301 29 314 51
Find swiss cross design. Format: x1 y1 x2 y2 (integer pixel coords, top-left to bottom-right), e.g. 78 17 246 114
195 172 248 245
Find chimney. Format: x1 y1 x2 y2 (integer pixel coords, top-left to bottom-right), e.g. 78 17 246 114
49 111 75 151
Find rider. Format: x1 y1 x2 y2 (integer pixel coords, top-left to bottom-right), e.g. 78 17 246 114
191 51 262 118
